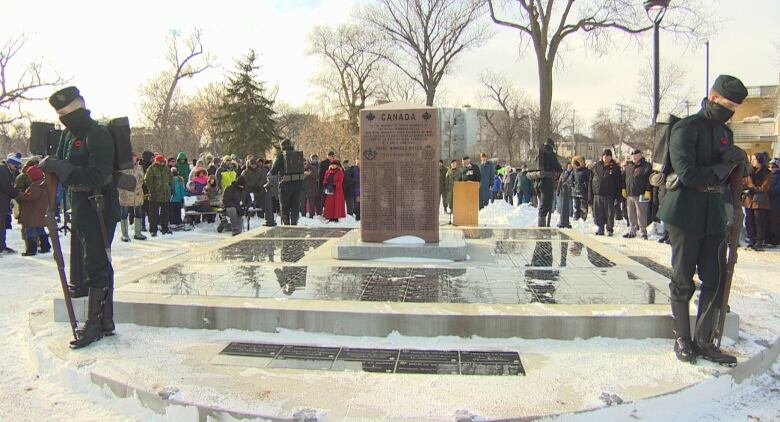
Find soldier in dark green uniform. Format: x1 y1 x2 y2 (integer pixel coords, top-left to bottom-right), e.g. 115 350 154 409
270 138 304 225
657 75 748 366
39 86 121 349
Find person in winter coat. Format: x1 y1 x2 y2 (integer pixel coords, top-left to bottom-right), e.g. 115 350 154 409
322 159 346 222
589 149 622 236
768 158 780 246
556 163 574 228
319 151 336 215
169 167 186 228
444 160 460 213
438 160 448 210
570 156 590 220
118 154 147 242
623 150 653 239
502 168 517 205
309 155 321 216
144 154 173 236
222 176 245 235
15 165 50 256
514 167 533 205
301 161 319 219
478 153 495 209
216 157 237 192
742 152 772 250
490 172 502 203
0 155 21 254
241 159 266 218
175 152 191 181
344 160 361 220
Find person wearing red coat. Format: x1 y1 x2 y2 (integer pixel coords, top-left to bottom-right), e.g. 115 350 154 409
322 160 346 221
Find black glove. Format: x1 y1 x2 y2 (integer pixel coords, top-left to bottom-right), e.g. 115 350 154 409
38 157 74 182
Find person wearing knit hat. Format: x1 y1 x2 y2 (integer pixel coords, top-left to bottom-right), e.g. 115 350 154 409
656 74 750 367
222 175 246 235
144 152 173 237
39 86 122 348
16 164 51 256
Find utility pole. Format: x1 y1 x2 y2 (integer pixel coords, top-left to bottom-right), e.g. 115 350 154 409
616 104 629 160
571 109 577 156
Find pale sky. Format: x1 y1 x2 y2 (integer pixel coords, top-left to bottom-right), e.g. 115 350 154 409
4 0 780 132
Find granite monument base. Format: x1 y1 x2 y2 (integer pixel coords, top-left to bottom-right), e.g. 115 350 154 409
331 230 467 261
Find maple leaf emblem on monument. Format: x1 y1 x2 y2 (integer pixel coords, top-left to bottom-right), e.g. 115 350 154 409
366 112 376 121
363 148 378 161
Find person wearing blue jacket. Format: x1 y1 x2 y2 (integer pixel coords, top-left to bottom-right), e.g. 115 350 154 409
169 167 186 228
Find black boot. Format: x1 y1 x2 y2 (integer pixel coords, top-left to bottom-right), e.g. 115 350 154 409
671 301 697 363
21 236 38 256
693 307 737 366
102 288 115 336
70 288 109 349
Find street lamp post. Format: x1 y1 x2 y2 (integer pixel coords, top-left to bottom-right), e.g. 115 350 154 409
644 0 670 125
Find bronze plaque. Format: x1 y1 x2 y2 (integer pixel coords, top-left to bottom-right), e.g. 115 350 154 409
359 102 440 243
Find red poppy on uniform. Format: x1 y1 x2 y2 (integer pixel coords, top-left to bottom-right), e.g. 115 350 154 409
720 137 728 145
74 139 82 148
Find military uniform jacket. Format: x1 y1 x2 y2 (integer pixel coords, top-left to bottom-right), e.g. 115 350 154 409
56 121 120 230
656 112 733 235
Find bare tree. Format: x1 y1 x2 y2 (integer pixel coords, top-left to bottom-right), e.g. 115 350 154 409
307 24 384 134
0 34 66 126
635 60 696 120
374 68 425 104
358 0 491 106
139 28 214 154
479 72 532 163
488 0 710 142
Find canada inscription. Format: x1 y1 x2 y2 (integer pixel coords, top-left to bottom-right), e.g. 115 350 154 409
360 102 440 243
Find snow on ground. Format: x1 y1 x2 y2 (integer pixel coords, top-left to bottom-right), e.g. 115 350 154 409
0 204 778 421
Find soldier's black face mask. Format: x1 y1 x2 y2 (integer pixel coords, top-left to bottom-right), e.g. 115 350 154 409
59 108 91 136
702 98 734 124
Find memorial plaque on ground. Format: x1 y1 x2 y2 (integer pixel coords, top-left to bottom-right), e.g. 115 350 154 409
360 102 440 243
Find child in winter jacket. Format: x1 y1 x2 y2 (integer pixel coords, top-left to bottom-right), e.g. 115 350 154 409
16 165 50 256
170 167 186 227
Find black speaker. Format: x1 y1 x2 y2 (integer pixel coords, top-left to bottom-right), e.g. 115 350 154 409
29 122 55 156
47 129 62 157
107 117 133 171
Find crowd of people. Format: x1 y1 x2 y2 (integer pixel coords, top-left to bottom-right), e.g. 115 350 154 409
439 145 780 250
0 145 363 254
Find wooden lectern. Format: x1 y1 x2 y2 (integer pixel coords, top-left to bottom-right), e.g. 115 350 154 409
453 181 479 226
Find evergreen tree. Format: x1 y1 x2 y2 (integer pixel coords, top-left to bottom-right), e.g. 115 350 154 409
213 50 278 156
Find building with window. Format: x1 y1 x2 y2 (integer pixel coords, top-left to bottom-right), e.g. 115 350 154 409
728 76 779 158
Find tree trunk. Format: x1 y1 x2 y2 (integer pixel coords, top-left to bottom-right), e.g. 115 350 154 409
538 60 553 149
425 87 435 107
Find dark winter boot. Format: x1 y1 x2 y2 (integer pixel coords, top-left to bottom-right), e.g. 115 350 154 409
102 288 115 336
693 307 737 366
38 233 51 253
70 288 109 349
21 236 38 256
282 215 291 225
671 302 696 363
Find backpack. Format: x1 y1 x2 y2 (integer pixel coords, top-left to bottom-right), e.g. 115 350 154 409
283 150 304 175
651 113 681 175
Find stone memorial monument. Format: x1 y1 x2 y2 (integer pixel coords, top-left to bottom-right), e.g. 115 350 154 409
359 102 440 243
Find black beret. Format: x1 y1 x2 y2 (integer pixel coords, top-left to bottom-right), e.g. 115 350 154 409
712 75 748 104
49 86 81 110
602 149 613 156
462 156 470 160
